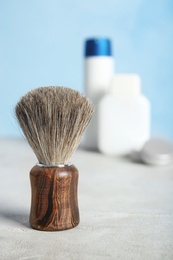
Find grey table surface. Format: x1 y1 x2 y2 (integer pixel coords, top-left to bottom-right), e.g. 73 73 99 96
0 138 173 260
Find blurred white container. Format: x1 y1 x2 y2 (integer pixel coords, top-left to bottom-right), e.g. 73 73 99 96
98 74 150 156
83 38 114 150
85 56 114 102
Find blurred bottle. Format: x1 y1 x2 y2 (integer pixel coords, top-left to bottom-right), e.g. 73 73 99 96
98 74 150 155
83 38 114 150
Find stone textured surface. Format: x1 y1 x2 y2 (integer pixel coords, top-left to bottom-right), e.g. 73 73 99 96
0 138 173 260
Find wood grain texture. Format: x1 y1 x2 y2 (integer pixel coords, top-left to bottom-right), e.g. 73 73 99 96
29 164 79 231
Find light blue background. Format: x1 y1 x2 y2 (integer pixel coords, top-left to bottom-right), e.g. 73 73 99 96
0 0 173 139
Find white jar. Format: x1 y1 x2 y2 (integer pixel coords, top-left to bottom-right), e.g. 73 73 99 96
98 74 150 156
83 38 114 150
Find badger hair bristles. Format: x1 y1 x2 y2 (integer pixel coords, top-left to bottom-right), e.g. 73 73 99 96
15 86 94 166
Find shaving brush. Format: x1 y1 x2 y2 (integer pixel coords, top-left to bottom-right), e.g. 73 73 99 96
15 86 94 231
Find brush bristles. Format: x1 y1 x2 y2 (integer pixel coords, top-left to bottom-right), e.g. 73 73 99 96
15 86 94 165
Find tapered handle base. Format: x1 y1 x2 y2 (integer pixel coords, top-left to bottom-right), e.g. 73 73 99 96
29 164 79 231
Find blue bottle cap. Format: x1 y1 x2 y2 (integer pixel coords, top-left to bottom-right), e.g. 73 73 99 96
85 38 112 57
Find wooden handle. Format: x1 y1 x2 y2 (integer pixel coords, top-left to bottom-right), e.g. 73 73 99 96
29 164 79 231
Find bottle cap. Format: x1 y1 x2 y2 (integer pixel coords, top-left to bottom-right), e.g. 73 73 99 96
85 38 112 57
109 74 141 96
